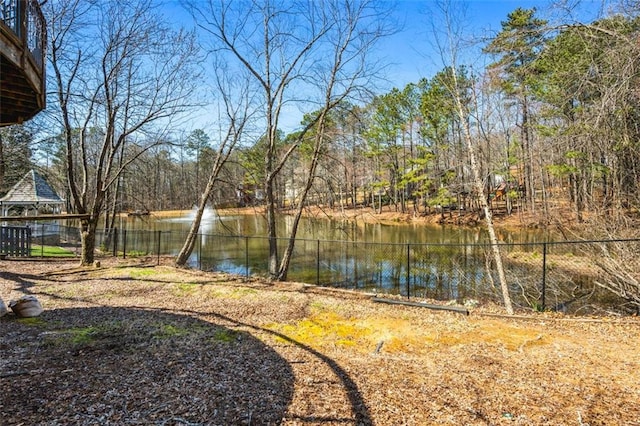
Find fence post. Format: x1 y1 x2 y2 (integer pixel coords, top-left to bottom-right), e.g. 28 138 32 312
245 236 249 279
353 241 358 289
541 242 547 311
406 243 411 300
157 230 161 265
41 223 44 257
113 227 118 257
316 239 320 286
198 233 202 270
27 226 32 257
123 229 127 259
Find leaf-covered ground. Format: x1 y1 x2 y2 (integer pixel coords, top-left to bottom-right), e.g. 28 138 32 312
1 257 639 425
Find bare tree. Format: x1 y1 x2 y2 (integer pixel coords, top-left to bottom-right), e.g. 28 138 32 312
187 0 392 279
276 2 392 280
428 0 514 314
594 241 640 311
45 0 199 264
175 64 254 267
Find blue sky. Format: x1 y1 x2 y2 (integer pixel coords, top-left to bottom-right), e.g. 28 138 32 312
378 1 538 87
164 0 601 88
162 0 605 133
375 0 605 90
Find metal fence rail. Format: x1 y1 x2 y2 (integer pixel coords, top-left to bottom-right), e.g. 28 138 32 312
48 225 640 315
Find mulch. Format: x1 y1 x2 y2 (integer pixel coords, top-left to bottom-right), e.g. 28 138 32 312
1 257 639 425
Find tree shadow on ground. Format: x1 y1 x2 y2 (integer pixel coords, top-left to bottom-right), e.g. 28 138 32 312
0 270 45 294
1 259 375 425
169 307 374 425
0 307 294 425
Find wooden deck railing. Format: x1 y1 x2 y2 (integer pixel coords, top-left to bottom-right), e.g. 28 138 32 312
0 0 46 126
1 0 45 66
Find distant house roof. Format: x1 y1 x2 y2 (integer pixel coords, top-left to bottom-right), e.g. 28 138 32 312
0 170 64 214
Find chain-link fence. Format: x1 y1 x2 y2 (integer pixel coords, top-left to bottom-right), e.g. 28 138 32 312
33 225 640 315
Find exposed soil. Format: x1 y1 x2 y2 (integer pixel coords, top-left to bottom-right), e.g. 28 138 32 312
1 257 639 425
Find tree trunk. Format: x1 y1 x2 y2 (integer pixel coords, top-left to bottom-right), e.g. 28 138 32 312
277 133 324 281
175 199 206 267
102 178 122 248
175 137 237 267
80 218 98 265
451 86 514 315
522 96 535 213
469 147 514 314
266 176 279 278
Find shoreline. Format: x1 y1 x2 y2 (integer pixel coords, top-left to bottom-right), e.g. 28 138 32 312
146 203 573 233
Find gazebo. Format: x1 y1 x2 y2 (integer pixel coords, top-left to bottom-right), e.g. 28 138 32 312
0 170 65 217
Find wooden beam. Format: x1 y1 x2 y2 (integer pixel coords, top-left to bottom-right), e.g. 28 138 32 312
371 297 470 315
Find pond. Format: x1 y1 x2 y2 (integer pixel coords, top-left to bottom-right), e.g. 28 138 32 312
111 208 605 311
122 207 550 245
34 207 628 313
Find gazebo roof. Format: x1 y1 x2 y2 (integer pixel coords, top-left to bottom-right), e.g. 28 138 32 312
0 170 64 205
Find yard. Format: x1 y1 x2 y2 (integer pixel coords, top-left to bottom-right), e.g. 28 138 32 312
1 257 639 425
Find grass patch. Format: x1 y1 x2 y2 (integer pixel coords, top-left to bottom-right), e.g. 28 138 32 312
41 325 106 348
43 320 211 350
267 310 551 355
30 245 76 257
269 311 365 348
229 287 258 298
68 326 100 345
211 328 237 343
309 301 329 311
17 317 47 326
154 323 191 339
173 282 200 296
128 268 158 278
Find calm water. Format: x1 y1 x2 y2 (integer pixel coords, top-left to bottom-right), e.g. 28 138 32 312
122 208 549 245
23 209 626 313
113 210 565 305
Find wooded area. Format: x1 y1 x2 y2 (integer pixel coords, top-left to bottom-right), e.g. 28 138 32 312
2 0 640 310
